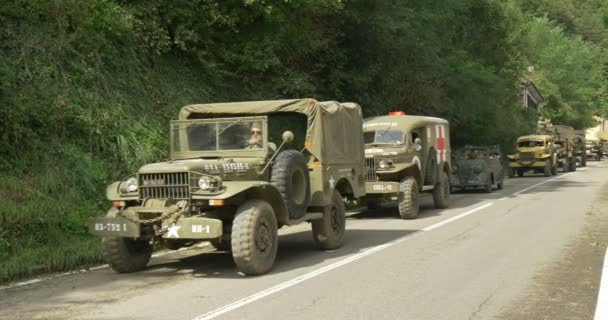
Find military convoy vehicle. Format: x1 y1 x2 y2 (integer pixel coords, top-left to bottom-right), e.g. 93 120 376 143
538 125 577 172
88 99 366 275
586 138 603 161
450 145 504 193
362 112 451 219
507 135 557 177
574 130 587 167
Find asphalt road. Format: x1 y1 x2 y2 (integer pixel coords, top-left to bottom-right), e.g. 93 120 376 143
2 161 608 320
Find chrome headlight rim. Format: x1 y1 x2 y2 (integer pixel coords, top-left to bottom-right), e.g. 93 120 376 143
126 177 138 192
378 159 392 169
198 176 212 190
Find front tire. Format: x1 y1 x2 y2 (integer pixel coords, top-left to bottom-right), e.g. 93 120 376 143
432 171 450 209
398 176 419 219
231 200 278 275
568 157 576 172
312 190 346 250
484 175 493 193
103 237 152 273
543 159 552 177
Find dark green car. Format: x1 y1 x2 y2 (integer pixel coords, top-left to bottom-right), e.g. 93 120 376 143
451 145 504 193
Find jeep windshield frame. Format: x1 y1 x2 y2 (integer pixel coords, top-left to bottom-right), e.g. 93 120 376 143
170 116 268 160
363 128 406 146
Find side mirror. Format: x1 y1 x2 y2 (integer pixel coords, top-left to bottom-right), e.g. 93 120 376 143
282 130 294 143
414 137 422 151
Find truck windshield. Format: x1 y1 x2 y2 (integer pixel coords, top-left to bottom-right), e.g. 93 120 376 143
364 130 405 145
171 118 266 153
518 140 544 148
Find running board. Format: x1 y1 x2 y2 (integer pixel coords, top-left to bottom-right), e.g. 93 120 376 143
287 212 323 225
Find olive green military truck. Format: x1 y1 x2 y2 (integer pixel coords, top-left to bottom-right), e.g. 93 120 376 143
88 99 366 275
507 135 557 177
362 112 451 219
538 125 577 172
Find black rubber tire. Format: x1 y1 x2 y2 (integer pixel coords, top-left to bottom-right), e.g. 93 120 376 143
424 149 437 186
271 150 311 220
568 157 576 172
508 168 515 178
582 154 587 167
484 175 493 193
103 237 152 273
543 159 552 177
367 202 379 211
433 171 450 209
398 176 419 219
312 190 346 250
551 162 557 175
516 169 525 177
497 173 504 189
231 200 278 275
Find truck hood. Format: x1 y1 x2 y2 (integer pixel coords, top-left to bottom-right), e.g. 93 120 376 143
138 158 265 175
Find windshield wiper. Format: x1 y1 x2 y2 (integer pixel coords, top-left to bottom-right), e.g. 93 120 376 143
218 119 244 136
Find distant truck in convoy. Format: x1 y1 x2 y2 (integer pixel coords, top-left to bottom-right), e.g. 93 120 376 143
508 134 557 177
537 125 577 172
362 112 451 219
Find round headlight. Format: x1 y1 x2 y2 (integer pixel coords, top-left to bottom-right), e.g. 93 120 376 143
126 177 138 192
199 177 212 190
378 160 389 169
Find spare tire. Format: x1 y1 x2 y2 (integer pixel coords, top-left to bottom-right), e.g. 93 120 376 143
271 150 311 220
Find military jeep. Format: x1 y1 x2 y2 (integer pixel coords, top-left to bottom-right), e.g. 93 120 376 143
362 112 451 219
507 135 557 177
88 99 366 275
450 145 504 193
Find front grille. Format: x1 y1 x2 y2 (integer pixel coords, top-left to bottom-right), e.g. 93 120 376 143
365 157 377 181
139 172 190 200
519 152 535 162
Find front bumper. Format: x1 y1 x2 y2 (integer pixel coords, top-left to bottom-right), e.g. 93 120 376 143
365 181 400 194
88 206 223 240
508 160 546 168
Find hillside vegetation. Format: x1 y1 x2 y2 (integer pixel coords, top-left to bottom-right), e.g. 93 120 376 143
1 0 606 281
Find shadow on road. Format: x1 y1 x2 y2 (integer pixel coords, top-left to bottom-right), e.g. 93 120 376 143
130 228 415 280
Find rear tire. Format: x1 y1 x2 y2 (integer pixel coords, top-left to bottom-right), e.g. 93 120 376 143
312 190 346 250
516 169 525 177
271 150 311 220
433 171 450 209
497 173 503 189
508 168 515 178
231 200 278 275
398 176 419 219
103 237 152 273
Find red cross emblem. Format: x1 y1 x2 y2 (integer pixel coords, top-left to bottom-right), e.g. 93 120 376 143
436 125 446 162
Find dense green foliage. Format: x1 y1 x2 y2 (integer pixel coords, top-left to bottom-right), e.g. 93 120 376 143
1 0 606 281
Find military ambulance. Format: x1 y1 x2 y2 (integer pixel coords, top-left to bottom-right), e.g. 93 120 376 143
362 112 451 219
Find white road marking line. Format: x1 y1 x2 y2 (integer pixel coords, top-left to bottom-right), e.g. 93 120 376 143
193 202 495 320
0 243 210 291
511 173 570 196
594 246 608 320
